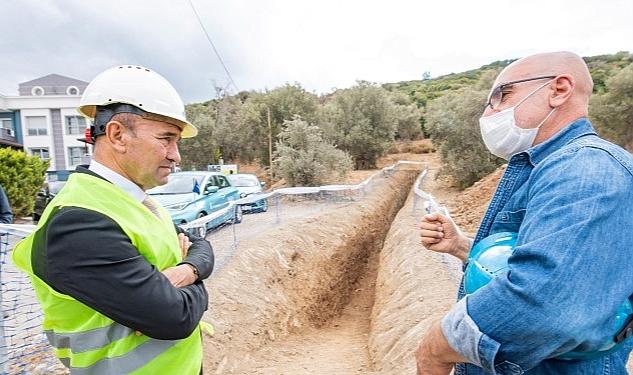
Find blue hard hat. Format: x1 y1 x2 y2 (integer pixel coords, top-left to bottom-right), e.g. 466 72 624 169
464 232 517 294
464 232 633 360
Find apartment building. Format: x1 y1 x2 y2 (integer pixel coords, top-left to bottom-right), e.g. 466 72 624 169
0 74 92 171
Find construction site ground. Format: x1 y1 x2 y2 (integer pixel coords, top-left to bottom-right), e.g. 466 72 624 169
204 142 633 374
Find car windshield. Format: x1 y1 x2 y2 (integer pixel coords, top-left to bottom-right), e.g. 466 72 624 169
148 175 203 195
227 175 259 187
48 181 66 195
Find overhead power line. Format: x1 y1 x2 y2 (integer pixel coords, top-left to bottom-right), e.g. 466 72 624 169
187 0 239 92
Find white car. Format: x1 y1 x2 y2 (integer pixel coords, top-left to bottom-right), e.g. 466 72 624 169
227 173 268 213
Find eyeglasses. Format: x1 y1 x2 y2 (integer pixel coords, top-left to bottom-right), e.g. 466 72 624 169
485 75 556 110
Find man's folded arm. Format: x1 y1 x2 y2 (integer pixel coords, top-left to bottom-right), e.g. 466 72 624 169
37 207 208 340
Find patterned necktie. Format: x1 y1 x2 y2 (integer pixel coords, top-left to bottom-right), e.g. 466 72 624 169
142 195 162 219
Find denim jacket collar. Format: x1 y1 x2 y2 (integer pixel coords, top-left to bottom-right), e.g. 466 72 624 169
521 117 597 166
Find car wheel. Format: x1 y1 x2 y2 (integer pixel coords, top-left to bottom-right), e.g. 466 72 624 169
33 212 41 222
260 199 268 212
232 204 243 224
195 212 207 237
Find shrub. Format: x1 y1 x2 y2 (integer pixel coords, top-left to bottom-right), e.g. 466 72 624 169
0 148 49 217
275 117 352 186
590 63 633 151
425 86 504 189
320 82 397 169
400 139 436 154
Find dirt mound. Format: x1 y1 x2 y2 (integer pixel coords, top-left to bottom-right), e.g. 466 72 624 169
368 168 461 374
449 165 506 235
202 166 421 373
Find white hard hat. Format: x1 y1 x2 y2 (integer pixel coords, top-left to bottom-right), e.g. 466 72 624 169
79 65 197 138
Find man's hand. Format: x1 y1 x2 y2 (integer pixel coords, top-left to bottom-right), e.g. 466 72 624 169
420 213 471 262
162 264 197 288
415 320 465 375
178 232 191 259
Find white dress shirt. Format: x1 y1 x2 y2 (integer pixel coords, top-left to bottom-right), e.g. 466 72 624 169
88 159 146 202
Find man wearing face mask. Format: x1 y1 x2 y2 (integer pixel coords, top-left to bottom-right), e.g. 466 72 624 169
414 52 633 374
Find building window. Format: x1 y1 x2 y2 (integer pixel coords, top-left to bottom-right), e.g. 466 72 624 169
67 147 84 166
65 116 86 135
30 147 50 160
31 86 45 96
26 116 48 136
67 86 79 95
0 119 13 136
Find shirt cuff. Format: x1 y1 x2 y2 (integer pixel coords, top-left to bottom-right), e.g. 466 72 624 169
441 296 502 374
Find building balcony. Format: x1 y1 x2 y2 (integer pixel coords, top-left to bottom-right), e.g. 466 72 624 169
0 128 16 142
0 127 22 148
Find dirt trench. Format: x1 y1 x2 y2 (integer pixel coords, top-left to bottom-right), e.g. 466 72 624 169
202 166 421 373
368 159 461 373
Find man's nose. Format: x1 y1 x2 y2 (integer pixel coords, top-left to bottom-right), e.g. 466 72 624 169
167 143 181 164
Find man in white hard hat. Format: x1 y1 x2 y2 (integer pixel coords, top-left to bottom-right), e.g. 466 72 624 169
13 65 213 374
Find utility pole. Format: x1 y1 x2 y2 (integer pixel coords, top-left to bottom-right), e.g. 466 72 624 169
267 106 274 181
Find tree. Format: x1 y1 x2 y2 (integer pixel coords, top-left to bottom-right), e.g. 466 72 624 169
590 63 633 151
0 148 48 217
213 94 251 162
275 117 352 186
391 92 423 140
179 101 219 170
239 84 320 166
321 82 397 169
425 82 504 189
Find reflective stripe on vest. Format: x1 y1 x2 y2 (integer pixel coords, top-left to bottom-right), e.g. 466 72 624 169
45 322 179 373
45 323 135 353
71 338 177 374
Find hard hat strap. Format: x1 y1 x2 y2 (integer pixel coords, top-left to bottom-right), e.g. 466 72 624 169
91 103 147 141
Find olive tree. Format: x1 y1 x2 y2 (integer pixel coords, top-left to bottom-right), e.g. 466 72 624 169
590 63 633 151
275 117 352 186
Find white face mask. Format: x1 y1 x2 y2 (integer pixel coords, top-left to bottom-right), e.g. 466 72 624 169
479 80 556 160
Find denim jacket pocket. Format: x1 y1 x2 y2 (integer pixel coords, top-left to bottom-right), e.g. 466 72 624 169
494 360 524 375
490 209 526 234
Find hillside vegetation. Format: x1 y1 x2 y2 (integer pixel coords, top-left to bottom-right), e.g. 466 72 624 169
182 52 632 188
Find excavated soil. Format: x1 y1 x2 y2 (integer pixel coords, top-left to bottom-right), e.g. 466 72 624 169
202 166 421 373
368 154 461 374
201 150 633 373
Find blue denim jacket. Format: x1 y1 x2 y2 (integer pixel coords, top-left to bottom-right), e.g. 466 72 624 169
441 118 633 374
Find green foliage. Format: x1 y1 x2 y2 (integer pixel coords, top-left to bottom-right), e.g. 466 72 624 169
179 101 220 170
385 52 632 188
274 117 352 186
590 63 633 150
320 81 398 169
390 92 423 140
239 84 320 166
425 83 504 189
0 148 48 217
178 52 631 184
584 51 633 94
383 60 514 111
180 84 320 170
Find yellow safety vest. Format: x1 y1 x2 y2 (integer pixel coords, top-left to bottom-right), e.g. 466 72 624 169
13 172 203 374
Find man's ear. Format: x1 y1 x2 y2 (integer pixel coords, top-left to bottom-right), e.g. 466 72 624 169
105 121 129 153
550 74 575 107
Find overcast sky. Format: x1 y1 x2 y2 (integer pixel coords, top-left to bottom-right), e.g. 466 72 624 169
1 0 631 103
